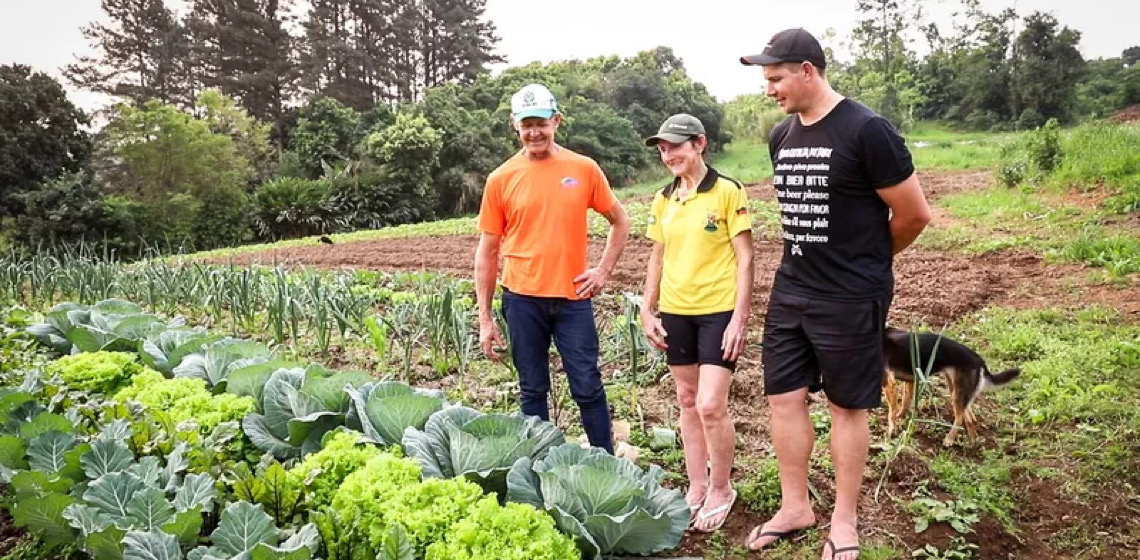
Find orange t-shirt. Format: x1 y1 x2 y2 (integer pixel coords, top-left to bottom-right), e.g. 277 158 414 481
478 147 618 300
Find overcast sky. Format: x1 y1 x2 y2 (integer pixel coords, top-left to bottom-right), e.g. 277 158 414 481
1 0 1135 114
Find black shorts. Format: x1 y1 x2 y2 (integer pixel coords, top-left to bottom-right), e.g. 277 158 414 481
659 310 736 371
761 289 891 409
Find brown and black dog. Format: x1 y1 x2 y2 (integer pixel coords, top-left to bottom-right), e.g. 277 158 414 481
882 326 1021 446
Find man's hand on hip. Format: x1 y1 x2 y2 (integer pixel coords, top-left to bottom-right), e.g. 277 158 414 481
573 268 608 298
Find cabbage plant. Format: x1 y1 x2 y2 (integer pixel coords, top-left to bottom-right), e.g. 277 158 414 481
506 443 690 559
345 381 447 447
241 365 372 459
402 405 563 500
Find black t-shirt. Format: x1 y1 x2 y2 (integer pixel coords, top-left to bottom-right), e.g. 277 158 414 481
767 98 915 302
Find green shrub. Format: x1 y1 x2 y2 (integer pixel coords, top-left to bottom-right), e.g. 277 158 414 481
425 497 579 560
46 350 145 393
252 177 340 240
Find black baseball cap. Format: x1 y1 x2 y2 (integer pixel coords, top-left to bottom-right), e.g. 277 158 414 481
740 28 827 69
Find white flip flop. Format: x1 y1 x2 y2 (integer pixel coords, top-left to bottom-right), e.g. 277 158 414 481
693 488 737 533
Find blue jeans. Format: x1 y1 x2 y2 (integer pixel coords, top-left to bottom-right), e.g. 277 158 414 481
501 288 613 454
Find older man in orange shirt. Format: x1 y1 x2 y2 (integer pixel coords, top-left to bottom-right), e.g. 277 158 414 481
474 83 631 454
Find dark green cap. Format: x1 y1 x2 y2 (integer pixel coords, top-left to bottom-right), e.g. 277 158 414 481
645 113 705 146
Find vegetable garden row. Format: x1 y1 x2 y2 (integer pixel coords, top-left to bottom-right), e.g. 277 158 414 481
0 296 690 560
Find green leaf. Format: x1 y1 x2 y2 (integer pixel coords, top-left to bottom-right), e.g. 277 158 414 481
122 529 183 560
225 360 295 406
209 501 278 556
20 412 74 440
65 324 116 352
162 442 190 493
60 442 90 482
127 487 176 531
365 392 444 446
242 413 299 460
87 526 127 560
285 410 343 455
174 338 273 389
0 390 35 418
0 434 29 469
299 370 372 411
100 419 134 442
63 503 115 538
85 471 148 519
162 508 203 545
9 470 73 500
27 430 76 474
129 456 163 488
83 439 135 480
376 524 414 560
11 491 76 548
248 523 319 560
174 473 218 513
112 316 168 343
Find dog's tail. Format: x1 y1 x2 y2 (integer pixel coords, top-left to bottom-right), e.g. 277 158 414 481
982 366 1021 391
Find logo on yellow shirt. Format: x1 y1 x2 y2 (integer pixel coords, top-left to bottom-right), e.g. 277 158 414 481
704 213 718 232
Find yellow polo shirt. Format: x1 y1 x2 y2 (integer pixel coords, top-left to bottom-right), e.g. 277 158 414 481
646 167 751 315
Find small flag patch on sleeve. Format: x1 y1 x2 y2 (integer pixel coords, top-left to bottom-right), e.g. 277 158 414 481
735 206 748 215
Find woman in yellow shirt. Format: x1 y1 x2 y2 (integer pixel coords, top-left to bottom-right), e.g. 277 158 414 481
640 113 754 532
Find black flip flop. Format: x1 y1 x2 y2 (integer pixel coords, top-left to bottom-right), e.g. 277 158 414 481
826 538 860 559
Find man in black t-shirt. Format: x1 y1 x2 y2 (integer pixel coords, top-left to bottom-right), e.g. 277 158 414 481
738 28 932 560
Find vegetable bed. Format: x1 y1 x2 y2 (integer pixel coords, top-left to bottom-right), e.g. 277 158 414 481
0 298 690 559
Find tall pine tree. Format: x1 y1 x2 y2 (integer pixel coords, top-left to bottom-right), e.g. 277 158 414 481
64 0 195 108
300 0 501 108
402 0 503 102
187 0 298 147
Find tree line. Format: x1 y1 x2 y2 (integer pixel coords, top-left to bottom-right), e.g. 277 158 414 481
0 0 1135 256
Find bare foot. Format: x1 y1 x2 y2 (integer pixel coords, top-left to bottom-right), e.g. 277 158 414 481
686 484 707 523
822 521 859 560
692 485 736 532
744 507 816 551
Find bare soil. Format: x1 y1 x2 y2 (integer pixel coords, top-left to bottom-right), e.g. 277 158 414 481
1109 104 1140 124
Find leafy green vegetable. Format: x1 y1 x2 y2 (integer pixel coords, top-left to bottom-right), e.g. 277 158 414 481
507 443 690 559
424 496 579 560
46 351 147 394
114 369 256 433
242 365 371 459
402 405 564 499
288 430 382 512
345 381 446 446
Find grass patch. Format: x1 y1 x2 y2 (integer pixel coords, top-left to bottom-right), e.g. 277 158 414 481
918 185 1140 280
927 451 1018 532
953 306 1140 433
998 120 1140 213
906 123 1016 171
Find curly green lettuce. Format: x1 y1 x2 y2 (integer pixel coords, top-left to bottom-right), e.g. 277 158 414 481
48 350 146 393
425 497 580 560
114 369 256 431
289 430 384 512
